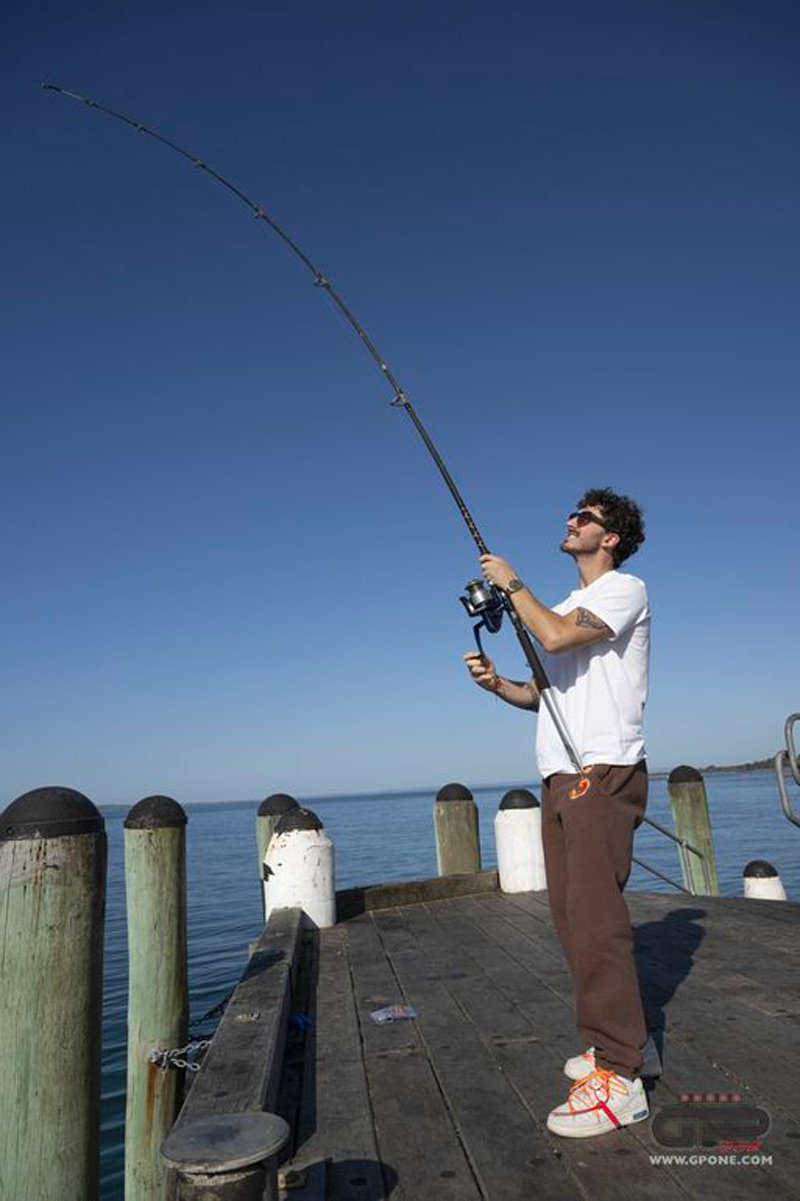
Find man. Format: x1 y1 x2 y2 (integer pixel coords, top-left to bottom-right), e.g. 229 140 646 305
464 486 658 1138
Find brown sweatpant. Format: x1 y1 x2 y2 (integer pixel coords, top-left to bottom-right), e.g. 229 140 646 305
541 760 648 1079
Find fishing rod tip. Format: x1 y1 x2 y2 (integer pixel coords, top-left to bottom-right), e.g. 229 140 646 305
41 81 59 91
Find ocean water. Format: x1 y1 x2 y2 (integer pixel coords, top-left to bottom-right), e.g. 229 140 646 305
99 768 799 1197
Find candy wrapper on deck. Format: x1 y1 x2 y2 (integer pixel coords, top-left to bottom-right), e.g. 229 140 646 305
370 1004 418 1024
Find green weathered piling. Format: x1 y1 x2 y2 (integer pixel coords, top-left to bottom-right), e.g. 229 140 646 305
256 794 299 919
0 786 106 1201
434 782 481 876
667 766 721 896
125 796 189 1201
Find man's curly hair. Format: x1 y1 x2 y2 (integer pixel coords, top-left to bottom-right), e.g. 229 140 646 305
576 487 645 567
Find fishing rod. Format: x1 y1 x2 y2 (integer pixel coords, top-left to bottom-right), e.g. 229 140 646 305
42 82 585 777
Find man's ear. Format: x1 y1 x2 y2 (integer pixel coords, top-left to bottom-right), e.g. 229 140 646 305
603 531 620 557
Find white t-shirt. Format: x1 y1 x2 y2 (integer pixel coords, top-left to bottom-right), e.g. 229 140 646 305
535 570 649 779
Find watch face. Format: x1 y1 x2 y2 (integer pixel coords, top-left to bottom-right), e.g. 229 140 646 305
507 578 524 593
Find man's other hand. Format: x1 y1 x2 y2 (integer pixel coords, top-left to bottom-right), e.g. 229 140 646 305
463 651 499 691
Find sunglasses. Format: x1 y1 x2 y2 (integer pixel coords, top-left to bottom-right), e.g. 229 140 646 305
568 510 612 530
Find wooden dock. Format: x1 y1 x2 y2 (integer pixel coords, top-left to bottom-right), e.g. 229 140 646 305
271 885 800 1201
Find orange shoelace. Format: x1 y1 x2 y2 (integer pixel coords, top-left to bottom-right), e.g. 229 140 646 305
566 1067 629 1113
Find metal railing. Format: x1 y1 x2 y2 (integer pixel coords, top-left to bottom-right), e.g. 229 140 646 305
775 712 800 832
634 815 712 897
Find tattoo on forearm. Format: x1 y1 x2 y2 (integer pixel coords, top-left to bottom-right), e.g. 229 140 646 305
575 607 612 633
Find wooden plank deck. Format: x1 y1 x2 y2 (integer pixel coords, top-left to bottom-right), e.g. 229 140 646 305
277 889 800 1200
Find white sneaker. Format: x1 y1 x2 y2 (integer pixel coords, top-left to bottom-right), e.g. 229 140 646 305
564 1033 661 1081
547 1068 650 1138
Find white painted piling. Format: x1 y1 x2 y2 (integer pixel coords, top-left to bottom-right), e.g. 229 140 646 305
494 788 546 893
256 794 299 918
264 808 335 929
743 859 787 901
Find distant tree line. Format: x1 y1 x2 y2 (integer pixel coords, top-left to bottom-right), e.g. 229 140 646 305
700 758 773 774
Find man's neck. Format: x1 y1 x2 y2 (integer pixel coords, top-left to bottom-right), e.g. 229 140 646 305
575 556 616 589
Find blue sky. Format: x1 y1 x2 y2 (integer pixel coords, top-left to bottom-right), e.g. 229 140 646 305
2 2 798 804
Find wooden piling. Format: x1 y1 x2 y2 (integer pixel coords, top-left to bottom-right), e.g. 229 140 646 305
743 859 787 901
0 786 106 1201
434 782 481 876
667 765 721 895
162 1111 290 1200
495 788 546 893
125 795 189 1201
256 793 298 919
265 808 336 928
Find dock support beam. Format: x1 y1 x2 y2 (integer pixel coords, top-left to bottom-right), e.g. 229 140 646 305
0 787 106 1201
125 795 189 1200
667 766 720 895
434 782 481 875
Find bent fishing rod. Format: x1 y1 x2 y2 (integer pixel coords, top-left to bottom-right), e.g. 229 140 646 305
43 81 584 777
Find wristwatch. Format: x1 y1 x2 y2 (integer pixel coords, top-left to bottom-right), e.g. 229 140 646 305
504 578 525 594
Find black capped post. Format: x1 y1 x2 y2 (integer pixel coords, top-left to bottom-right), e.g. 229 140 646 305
434 782 481 876
743 859 787 901
667 766 720 896
264 807 335 928
256 794 299 918
124 795 189 1200
0 787 107 1200
495 788 546 892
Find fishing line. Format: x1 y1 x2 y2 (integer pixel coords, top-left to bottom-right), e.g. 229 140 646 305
42 81 585 776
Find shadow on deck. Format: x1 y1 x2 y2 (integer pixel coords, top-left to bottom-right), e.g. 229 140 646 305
277 888 800 1200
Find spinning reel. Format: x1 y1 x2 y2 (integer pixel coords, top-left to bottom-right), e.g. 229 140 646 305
459 578 507 657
